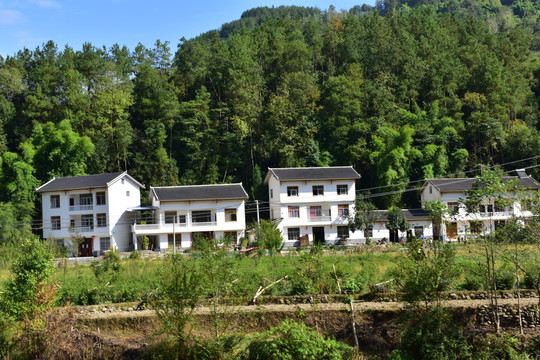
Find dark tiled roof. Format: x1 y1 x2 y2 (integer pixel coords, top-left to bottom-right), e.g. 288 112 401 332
265 166 360 183
426 176 540 192
374 209 431 222
36 172 128 192
152 183 248 201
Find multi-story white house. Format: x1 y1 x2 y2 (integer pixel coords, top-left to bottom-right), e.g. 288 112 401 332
264 166 361 246
419 170 540 240
131 183 248 251
36 172 144 255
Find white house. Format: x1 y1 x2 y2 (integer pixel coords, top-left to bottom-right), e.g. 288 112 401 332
264 166 361 246
36 172 144 255
369 209 433 243
419 170 540 240
131 183 248 251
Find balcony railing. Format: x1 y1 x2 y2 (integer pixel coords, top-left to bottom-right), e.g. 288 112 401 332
309 210 332 222
69 205 93 211
192 221 217 227
69 225 94 233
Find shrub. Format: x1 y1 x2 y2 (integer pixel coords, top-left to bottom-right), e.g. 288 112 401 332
247 319 355 360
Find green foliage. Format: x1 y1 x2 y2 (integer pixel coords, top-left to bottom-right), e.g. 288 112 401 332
392 309 471 360
394 240 460 307
253 219 284 254
0 237 55 320
90 249 122 281
247 319 355 360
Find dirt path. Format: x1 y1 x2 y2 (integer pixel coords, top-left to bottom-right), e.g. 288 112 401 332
78 297 540 320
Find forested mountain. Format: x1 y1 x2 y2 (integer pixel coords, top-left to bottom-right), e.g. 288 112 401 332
0 2 539 232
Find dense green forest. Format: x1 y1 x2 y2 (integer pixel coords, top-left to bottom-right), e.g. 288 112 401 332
0 1 539 232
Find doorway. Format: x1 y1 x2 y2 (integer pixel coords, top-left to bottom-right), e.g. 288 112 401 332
447 222 457 240
312 227 325 245
78 237 93 257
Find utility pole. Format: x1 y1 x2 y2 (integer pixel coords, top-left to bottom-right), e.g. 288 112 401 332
256 200 260 224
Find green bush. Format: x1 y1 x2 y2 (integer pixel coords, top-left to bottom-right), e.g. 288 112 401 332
247 319 355 360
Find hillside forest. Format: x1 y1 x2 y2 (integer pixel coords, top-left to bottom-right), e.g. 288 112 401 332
0 0 539 235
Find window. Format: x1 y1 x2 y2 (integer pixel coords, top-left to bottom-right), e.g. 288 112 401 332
81 214 94 230
225 208 237 222
337 185 348 195
429 186 433 194
50 195 60 209
165 211 177 224
51 216 61 230
179 215 186 224
96 192 106 205
287 228 300 241
80 194 93 209
338 204 349 217
480 204 493 213
414 226 423 237
97 213 107 227
310 206 323 217
287 186 298 197
312 185 324 196
470 221 482 234
363 225 373 238
448 202 459 214
338 226 350 239
494 201 506 212
192 210 212 223
126 191 130 197
288 206 299 218
168 233 179 248
100 237 110 251
270 189 273 198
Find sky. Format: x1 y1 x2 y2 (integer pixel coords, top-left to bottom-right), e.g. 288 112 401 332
0 0 376 58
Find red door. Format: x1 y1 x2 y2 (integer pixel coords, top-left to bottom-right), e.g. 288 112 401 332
78 237 93 257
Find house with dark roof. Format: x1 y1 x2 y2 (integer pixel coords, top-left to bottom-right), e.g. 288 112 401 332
419 170 540 240
36 172 144 255
367 209 433 243
131 183 248 251
264 166 362 246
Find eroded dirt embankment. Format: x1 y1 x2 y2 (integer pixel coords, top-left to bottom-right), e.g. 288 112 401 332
75 297 540 359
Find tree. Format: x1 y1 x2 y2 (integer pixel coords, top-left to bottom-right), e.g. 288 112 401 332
423 200 448 240
254 219 284 254
386 206 410 242
464 170 518 332
348 197 379 243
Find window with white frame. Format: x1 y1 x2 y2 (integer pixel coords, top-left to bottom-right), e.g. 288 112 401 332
287 186 298 197
287 228 300 241
100 237 110 251
338 204 349 217
51 216 61 230
96 192 106 205
50 195 60 209
288 206 299 218
97 213 107 227
414 225 423 237
312 185 324 196
165 211 177 224
337 184 348 195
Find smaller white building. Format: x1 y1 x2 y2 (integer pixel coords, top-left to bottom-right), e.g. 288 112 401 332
264 166 361 247
131 183 248 251
368 209 433 243
419 170 540 240
37 172 144 255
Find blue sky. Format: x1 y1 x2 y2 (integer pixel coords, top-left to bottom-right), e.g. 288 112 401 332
0 1 375 58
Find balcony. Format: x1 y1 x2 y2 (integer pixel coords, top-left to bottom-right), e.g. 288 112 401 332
69 204 93 211
192 221 217 227
69 224 94 233
308 210 332 222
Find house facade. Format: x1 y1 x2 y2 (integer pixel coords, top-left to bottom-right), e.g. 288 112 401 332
419 170 540 240
368 209 433 243
36 172 144 255
264 166 361 247
131 183 248 251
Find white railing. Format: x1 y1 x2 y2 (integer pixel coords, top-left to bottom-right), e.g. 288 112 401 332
69 225 94 233
192 221 217 227
309 210 332 222
69 205 93 211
